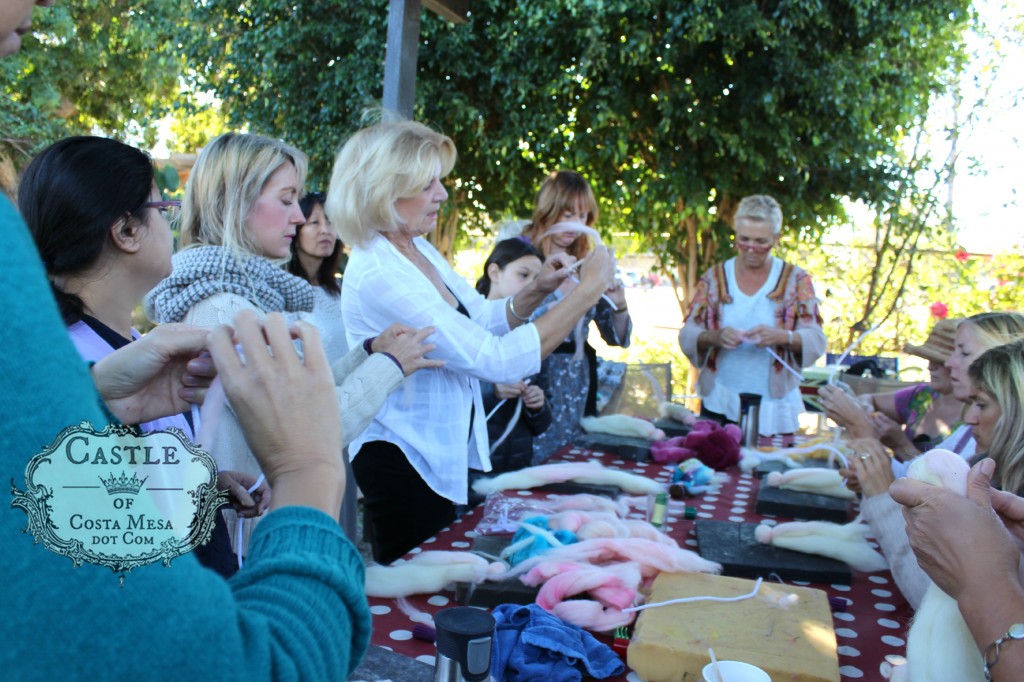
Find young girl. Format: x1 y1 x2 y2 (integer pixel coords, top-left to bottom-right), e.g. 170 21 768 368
146 132 439 554
473 239 552 480
520 170 631 463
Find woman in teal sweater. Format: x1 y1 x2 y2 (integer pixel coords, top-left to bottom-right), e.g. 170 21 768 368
3 6 369 675
0 193 371 679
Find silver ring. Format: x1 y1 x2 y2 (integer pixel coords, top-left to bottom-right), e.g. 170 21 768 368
859 454 871 461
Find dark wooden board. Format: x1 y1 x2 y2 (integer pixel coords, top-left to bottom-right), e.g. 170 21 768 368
653 417 692 439
752 458 834 479
454 534 540 608
535 480 622 498
755 485 852 524
573 432 651 462
349 645 434 681
695 520 852 585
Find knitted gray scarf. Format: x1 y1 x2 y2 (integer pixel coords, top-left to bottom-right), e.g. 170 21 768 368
146 245 314 323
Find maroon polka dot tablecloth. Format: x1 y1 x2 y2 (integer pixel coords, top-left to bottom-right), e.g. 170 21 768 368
367 448 912 680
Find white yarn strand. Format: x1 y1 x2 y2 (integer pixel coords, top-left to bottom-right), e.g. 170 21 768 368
623 577 764 613
235 473 265 570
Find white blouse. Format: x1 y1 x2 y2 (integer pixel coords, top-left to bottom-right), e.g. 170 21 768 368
701 257 805 434
342 234 541 504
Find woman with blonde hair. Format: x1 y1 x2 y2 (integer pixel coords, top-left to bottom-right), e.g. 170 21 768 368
147 132 439 553
680 194 826 439
964 339 1024 495
848 311 1024 609
329 120 617 564
519 170 631 463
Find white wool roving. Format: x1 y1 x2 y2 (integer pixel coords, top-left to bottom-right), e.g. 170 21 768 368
365 551 507 598
754 520 888 573
765 469 856 499
659 401 697 425
898 450 983 682
580 414 667 441
472 461 665 496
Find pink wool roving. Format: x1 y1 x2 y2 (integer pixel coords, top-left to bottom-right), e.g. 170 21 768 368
678 420 742 470
508 537 721 579
650 436 695 464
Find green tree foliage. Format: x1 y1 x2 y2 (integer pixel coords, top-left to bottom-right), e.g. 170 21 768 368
0 1 184 177
180 1 969 294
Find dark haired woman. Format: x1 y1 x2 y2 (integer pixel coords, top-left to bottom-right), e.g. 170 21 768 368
286 191 361 538
17 135 246 577
472 239 552 486
287 191 349 362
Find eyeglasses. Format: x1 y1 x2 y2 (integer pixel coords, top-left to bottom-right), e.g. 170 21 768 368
142 200 182 223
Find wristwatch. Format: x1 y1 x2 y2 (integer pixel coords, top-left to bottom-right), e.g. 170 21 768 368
984 622 1024 680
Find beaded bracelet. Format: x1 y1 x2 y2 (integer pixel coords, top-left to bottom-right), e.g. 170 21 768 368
984 622 1024 681
508 295 531 323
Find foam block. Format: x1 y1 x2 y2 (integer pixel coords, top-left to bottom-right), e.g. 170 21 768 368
628 572 840 682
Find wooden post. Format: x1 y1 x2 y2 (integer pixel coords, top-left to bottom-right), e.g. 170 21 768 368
382 0 421 118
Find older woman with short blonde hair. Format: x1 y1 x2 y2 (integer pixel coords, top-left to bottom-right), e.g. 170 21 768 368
680 194 825 437
329 119 617 564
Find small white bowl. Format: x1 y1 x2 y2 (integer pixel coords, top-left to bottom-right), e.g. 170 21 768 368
701 660 772 682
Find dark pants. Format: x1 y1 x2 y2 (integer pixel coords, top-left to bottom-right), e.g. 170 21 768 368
352 441 456 565
192 509 237 579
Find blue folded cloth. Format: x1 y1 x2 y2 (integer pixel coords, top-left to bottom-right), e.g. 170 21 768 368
490 603 625 681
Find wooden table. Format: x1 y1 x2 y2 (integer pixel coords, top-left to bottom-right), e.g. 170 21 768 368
367 447 912 680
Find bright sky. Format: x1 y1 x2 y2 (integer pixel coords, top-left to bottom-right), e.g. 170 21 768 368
938 0 1024 253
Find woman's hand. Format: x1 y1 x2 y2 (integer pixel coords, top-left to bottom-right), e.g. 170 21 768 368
92 323 216 424
711 327 744 350
533 252 575 295
745 324 787 347
871 412 918 460
217 470 271 518
889 458 1019 601
522 385 545 411
605 278 627 310
208 311 345 517
818 384 874 437
845 437 895 498
494 382 526 400
578 246 616 295
373 324 445 377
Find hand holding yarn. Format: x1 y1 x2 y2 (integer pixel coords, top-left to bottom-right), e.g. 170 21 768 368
217 470 271 519
494 381 527 401
744 324 788 348
521 384 545 411
890 457 1017 601
713 326 744 350
533 251 575 294
845 438 895 498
